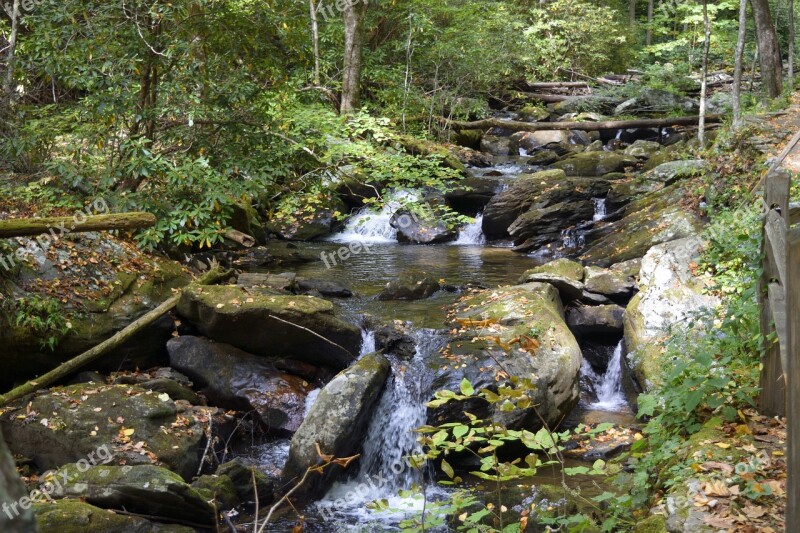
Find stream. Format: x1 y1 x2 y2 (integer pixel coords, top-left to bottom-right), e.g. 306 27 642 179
241 150 639 531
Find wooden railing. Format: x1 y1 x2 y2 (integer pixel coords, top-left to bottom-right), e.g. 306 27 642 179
757 166 799 526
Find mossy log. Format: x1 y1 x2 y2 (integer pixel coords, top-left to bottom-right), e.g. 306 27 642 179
0 212 156 238
0 267 232 407
441 115 722 132
397 135 466 172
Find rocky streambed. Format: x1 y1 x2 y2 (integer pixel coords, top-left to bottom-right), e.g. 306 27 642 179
0 93 724 532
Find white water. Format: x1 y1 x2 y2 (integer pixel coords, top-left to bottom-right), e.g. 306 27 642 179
560 227 586 249
328 190 420 244
593 198 607 221
315 329 449 526
582 341 628 412
453 214 486 245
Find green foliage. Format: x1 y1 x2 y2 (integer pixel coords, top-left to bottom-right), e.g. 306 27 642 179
6 295 71 351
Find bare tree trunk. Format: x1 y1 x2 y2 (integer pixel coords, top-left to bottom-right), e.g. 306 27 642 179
699 0 711 144
340 1 367 114
630 0 637 25
751 0 784 98
309 0 320 86
0 427 36 532
3 0 21 106
733 0 749 128
646 0 655 46
790 0 796 89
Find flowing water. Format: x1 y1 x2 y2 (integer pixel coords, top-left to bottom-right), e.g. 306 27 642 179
247 149 640 531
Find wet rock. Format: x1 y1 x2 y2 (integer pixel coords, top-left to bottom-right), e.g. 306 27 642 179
580 183 703 267
168 336 314 433
296 279 353 298
526 149 560 165
583 265 637 300
283 352 391 500
518 258 585 301
191 473 239 510
177 285 361 369
551 95 623 114
34 500 193 533
509 131 570 154
624 237 720 389
1 384 206 480
391 209 458 244
550 151 637 177
429 283 581 431
0 427 35 532
48 463 216 526
374 324 417 359
566 304 625 335
139 378 203 405
378 271 442 301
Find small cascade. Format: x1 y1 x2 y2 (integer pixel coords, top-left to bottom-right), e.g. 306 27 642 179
359 329 376 357
592 198 607 221
560 227 586 250
453 214 486 245
316 329 448 524
581 341 628 412
328 190 419 244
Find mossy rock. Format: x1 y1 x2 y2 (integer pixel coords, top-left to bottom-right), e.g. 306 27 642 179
518 105 550 122
551 151 638 177
177 284 361 369
50 463 216 525
34 500 193 533
192 474 240 510
519 258 585 301
1 384 206 480
634 515 668 533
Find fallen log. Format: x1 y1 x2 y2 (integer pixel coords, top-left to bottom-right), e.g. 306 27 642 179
506 92 572 103
441 115 722 132
0 212 156 238
526 81 591 89
0 267 232 407
224 229 256 248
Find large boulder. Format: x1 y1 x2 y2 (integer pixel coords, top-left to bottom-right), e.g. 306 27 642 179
643 160 709 185
167 336 314 433
1 384 207 480
428 283 582 431
482 169 611 244
480 136 511 156
583 264 638 301
580 183 703 266
34 500 193 533
623 140 663 160
623 237 720 389
0 233 189 389
445 176 499 216
518 258 585 301
282 352 390 500
550 151 637 177
47 463 216 526
177 285 361 369
267 195 346 241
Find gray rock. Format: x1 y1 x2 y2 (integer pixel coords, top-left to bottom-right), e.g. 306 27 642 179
583 266 637 299
566 304 625 335
480 135 511 156
518 259 585 301
391 210 457 244
623 237 720 389
374 325 417 359
168 336 313 433
177 285 361 369
550 151 637 177
283 352 391 500
48 463 216 526
429 283 581 432
378 271 442 301
34 500 193 533
624 140 663 160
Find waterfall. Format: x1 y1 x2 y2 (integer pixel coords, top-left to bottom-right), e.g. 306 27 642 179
316 329 448 524
328 190 419 244
582 341 627 412
560 227 586 249
453 214 486 245
592 198 607 221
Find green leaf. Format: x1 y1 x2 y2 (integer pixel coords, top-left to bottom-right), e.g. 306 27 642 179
440 458 455 479
460 378 475 396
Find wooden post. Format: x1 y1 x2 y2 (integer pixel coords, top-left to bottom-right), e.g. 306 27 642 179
788 227 800 527
759 169 790 416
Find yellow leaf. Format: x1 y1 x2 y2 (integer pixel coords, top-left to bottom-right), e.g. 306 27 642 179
714 442 731 449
